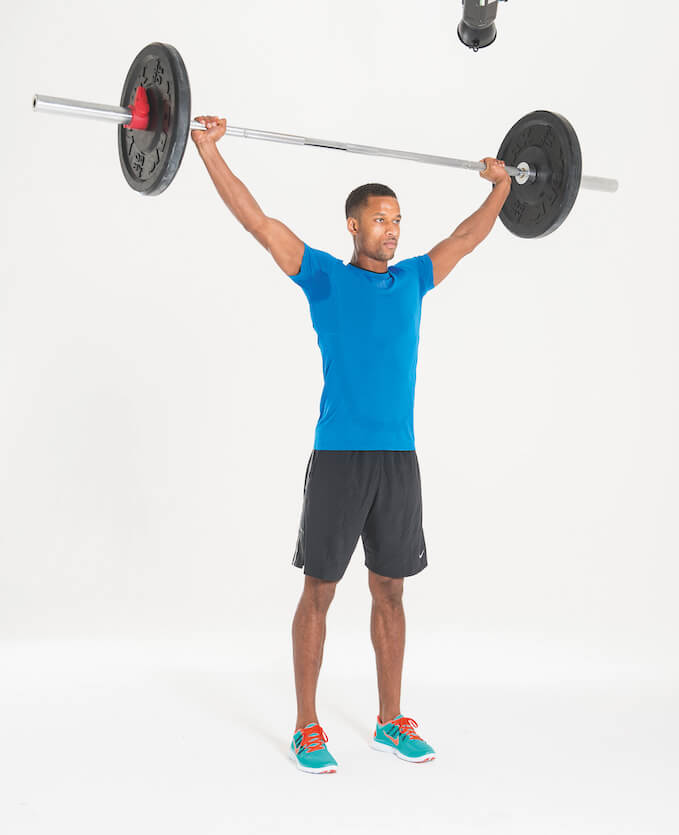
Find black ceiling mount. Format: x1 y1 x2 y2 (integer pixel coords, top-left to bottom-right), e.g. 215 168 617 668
457 0 508 52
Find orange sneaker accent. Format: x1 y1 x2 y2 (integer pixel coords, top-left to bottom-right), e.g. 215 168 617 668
390 716 424 741
295 723 329 753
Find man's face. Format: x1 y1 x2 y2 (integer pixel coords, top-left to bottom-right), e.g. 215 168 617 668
347 196 401 262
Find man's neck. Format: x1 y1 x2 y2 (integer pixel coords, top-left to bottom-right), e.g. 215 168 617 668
350 252 389 273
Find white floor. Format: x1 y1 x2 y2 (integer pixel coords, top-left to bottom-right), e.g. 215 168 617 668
2 635 677 835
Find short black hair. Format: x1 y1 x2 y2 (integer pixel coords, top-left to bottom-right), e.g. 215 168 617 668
345 183 397 220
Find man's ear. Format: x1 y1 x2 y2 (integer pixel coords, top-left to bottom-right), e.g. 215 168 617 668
347 217 358 237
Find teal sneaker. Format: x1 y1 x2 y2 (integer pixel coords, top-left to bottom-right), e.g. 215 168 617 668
289 722 338 774
370 714 436 763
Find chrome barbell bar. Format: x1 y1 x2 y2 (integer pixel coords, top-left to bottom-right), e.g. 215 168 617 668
32 94 619 193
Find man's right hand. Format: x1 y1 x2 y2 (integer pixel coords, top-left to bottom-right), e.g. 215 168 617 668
479 157 511 186
191 116 227 148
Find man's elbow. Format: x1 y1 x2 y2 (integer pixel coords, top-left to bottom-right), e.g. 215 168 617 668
458 231 479 254
249 216 272 248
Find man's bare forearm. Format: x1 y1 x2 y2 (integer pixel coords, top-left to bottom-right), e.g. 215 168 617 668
453 180 512 248
197 143 267 233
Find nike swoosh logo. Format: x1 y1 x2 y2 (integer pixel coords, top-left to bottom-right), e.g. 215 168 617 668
419 550 425 559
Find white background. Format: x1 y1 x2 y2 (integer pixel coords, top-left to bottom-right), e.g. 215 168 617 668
1 1 677 833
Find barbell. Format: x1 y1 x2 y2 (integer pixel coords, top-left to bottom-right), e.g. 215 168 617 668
33 41 618 239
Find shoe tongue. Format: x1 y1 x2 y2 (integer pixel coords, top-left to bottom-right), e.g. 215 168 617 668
304 722 319 729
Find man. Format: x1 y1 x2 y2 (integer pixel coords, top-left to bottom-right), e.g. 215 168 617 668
192 115 511 775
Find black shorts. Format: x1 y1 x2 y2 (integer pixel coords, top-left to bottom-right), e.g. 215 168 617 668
292 450 428 582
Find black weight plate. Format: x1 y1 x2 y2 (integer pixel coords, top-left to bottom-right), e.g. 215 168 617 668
496 110 582 238
118 42 191 196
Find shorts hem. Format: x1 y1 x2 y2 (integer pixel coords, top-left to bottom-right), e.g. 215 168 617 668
364 560 428 579
293 561 345 583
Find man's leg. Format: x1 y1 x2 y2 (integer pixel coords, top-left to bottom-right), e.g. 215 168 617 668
292 574 337 730
368 569 405 722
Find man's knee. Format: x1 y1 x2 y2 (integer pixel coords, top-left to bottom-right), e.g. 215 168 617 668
368 569 404 604
302 574 338 610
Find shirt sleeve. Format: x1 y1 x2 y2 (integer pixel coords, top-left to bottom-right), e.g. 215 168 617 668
288 243 332 287
418 254 435 297
287 243 336 304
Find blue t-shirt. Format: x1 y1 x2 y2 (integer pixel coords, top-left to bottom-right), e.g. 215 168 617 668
289 244 435 450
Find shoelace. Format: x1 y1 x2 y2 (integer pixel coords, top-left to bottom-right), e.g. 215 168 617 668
296 724 329 753
392 716 424 741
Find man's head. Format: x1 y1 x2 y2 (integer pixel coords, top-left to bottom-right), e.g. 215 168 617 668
345 183 401 263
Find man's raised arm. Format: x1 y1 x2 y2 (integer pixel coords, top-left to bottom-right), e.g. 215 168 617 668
427 157 511 287
192 116 304 276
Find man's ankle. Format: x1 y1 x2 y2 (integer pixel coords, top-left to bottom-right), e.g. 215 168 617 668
295 717 320 731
